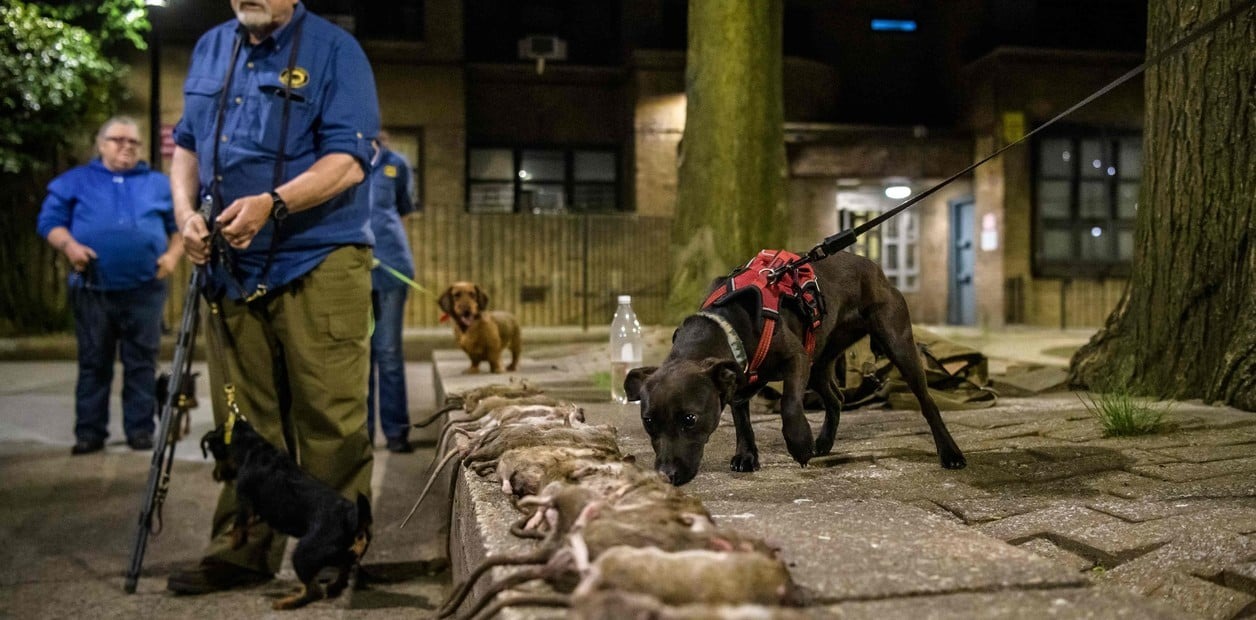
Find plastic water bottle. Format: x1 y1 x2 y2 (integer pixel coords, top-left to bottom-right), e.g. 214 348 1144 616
609 295 643 404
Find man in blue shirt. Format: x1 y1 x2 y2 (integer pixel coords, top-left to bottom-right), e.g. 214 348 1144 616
36 116 181 455
367 130 418 453
165 0 380 595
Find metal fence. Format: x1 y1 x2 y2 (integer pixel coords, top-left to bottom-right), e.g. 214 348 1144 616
164 212 674 329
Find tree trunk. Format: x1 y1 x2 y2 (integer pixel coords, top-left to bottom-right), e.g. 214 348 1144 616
667 0 786 321
1070 0 1256 411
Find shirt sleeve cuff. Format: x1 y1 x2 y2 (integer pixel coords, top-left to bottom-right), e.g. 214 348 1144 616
319 138 372 174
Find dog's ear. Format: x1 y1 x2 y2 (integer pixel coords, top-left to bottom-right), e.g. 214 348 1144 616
624 366 657 402
437 287 454 314
701 359 744 405
476 286 490 311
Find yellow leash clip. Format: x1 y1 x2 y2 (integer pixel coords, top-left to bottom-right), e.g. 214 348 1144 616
223 385 242 445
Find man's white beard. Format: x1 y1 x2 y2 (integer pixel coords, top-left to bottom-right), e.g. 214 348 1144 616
235 7 273 29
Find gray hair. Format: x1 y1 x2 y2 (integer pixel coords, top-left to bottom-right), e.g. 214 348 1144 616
96 116 140 143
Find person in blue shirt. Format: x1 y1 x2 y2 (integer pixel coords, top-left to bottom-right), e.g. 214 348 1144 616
367 130 419 453
165 0 380 595
36 116 181 456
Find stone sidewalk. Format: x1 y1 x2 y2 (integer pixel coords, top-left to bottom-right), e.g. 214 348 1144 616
439 333 1256 619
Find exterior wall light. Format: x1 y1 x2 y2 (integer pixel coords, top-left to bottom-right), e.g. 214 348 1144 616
885 185 912 200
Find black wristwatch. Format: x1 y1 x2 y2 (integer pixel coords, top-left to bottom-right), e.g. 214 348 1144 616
268 190 289 221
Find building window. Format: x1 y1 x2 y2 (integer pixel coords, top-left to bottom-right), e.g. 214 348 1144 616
467 147 620 214
1034 128 1140 277
836 190 919 293
882 210 919 292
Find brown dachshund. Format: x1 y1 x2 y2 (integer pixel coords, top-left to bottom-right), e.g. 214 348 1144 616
438 282 522 374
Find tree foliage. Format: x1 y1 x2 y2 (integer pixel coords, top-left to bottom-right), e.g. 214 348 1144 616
1 0 149 174
0 0 150 335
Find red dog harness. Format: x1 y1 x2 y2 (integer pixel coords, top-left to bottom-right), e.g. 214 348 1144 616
701 249 825 385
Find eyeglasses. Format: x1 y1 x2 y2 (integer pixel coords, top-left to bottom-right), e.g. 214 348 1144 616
104 136 142 147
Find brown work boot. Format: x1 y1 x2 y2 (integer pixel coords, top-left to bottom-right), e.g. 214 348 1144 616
166 558 272 595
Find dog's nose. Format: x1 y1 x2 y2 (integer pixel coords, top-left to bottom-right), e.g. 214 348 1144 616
657 463 682 485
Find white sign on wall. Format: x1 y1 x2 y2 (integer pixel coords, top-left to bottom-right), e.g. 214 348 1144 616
980 213 999 251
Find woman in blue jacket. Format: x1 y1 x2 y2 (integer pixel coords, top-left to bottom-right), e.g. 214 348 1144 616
36 117 182 455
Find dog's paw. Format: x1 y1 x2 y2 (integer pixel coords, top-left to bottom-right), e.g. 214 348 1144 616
729 452 760 473
940 452 967 469
813 435 835 456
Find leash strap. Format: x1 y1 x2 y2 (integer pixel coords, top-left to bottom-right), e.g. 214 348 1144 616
373 258 430 295
209 16 306 303
206 300 246 445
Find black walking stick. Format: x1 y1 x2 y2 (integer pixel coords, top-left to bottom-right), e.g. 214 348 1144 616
124 264 204 593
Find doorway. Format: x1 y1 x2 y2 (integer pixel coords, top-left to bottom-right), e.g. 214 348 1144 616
948 197 976 325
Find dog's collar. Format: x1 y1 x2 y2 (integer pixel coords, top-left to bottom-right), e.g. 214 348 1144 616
695 311 748 370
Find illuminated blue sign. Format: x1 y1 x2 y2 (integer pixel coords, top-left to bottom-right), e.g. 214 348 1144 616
871 19 917 32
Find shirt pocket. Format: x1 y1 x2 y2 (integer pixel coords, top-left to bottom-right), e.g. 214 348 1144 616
182 77 222 144
254 72 317 157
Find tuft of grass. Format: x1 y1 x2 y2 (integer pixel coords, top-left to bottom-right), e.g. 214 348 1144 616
591 371 611 391
1077 390 1170 437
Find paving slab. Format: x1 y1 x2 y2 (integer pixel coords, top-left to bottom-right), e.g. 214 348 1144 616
818 586 1182 619
1144 573 1255 620
1017 538 1097 573
703 498 1084 602
1223 560 1256 595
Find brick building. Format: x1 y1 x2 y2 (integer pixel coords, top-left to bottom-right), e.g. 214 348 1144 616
127 0 1147 329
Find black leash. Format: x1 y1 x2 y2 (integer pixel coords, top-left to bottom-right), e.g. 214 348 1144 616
770 0 1255 279
208 16 306 302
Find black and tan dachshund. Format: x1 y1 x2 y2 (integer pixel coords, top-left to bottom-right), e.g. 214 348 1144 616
201 418 372 610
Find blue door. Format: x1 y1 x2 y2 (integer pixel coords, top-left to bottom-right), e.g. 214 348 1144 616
948 198 976 325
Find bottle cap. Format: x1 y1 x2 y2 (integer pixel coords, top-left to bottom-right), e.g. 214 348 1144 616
617 295 631 304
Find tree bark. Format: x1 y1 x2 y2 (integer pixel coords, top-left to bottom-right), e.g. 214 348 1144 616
667 0 787 321
1070 0 1256 411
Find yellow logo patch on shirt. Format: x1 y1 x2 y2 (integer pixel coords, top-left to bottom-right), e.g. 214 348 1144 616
279 67 310 89
383 165 398 178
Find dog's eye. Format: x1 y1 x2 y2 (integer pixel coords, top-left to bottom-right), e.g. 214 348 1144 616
641 416 655 431
682 414 698 429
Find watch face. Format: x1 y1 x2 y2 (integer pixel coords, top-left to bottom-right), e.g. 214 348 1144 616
271 193 288 220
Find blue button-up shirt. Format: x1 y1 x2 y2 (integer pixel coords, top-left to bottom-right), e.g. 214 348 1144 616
369 148 417 292
173 3 380 298
37 159 175 291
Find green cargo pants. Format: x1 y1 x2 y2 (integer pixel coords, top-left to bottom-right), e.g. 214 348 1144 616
201 245 374 573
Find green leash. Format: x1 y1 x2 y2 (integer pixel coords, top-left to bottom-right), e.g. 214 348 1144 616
372 258 430 296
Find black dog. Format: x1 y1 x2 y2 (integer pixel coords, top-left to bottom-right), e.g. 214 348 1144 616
625 251 966 485
200 418 372 610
